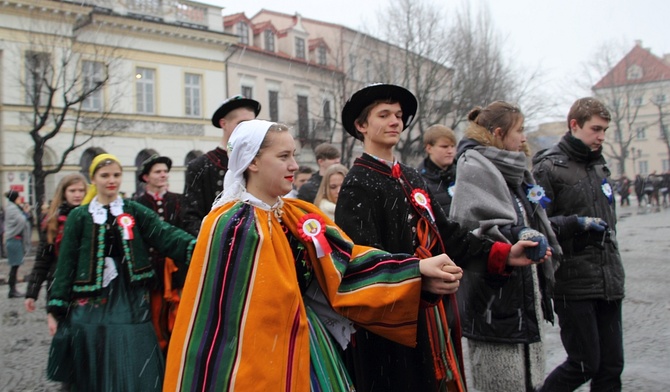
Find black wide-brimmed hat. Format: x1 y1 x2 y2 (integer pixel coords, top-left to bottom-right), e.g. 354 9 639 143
138 154 172 183
341 83 418 140
211 95 261 128
4 189 19 202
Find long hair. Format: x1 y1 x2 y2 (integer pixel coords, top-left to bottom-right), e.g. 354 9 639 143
314 164 349 207
45 173 88 243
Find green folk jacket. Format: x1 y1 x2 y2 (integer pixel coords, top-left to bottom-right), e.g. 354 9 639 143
47 200 196 316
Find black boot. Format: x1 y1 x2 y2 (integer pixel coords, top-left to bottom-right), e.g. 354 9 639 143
8 266 24 298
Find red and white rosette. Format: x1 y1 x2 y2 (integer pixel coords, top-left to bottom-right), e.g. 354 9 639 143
297 213 332 258
117 213 135 240
411 189 435 222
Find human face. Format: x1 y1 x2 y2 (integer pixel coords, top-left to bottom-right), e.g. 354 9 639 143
293 172 312 190
64 181 86 206
356 102 403 155
327 173 344 203
499 119 526 152
426 137 456 169
92 162 123 205
571 116 609 151
246 131 299 205
222 108 257 142
144 163 169 191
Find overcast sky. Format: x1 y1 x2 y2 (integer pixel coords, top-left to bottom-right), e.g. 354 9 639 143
205 0 670 122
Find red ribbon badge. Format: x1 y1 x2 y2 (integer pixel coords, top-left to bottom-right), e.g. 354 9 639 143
117 213 135 240
297 213 332 258
411 189 435 222
391 163 402 179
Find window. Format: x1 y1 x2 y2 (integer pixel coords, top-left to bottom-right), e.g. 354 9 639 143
323 99 332 130
661 125 669 140
237 22 249 45
636 127 646 140
638 160 648 175
317 46 327 65
241 85 253 99
184 73 201 117
268 90 279 122
663 159 670 172
25 51 51 105
626 65 643 80
633 96 644 106
264 29 275 52
295 37 305 59
613 128 622 142
656 94 667 104
348 54 356 79
136 67 155 114
297 95 309 139
82 60 104 111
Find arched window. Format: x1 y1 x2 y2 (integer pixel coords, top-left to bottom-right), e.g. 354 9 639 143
79 147 107 181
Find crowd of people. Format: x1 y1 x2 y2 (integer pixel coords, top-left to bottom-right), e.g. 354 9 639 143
0 85 630 392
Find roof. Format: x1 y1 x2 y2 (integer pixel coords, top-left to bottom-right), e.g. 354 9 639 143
594 43 670 89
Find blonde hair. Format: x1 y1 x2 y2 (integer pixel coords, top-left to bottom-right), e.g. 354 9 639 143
45 174 88 243
314 164 349 206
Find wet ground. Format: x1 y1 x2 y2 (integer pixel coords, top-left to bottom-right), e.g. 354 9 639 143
1 202 669 391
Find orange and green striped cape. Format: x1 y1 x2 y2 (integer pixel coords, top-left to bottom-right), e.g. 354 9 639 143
164 199 424 391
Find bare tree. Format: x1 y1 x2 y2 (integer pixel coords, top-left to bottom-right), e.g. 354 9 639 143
16 19 125 233
651 90 670 170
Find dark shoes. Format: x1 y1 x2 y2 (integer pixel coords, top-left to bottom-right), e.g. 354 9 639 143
8 288 25 298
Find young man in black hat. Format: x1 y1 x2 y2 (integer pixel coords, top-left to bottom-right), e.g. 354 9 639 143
334 84 548 391
135 154 187 352
181 95 261 235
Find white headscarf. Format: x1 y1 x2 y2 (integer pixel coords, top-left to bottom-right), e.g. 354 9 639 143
212 119 275 209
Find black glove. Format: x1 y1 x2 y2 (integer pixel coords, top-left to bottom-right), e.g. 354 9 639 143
518 227 548 262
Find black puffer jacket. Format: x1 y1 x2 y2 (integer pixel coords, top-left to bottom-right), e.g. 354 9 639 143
417 156 456 216
532 133 624 301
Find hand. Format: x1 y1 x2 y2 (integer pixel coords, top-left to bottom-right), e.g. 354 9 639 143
508 240 552 267
47 313 58 336
577 216 608 232
24 298 36 313
419 254 463 295
518 228 548 262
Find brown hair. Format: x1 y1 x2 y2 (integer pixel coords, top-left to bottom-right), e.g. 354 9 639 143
314 163 349 206
567 97 611 130
45 174 88 243
423 124 457 146
467 101 524 139
353 98 397 139
245 123 291 182
314 143 341 160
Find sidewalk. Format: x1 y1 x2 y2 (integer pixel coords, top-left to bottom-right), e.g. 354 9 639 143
0 253 36 285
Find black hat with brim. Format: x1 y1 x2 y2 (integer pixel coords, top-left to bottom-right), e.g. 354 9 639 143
138 154 172 183
4 189 19 202
211 95 261 128
341 84 418 140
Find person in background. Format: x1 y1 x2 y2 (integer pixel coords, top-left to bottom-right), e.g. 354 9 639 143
533 97 624 392
164 119 462 391
450 101 559 391
0 204 6 259
46 154 196 390
285 165 313 198
617 174 631 207
418 124 458 215
25 174 87 317
4 189 32 298
313 163 348 220
135 154 186 353
297 143 341 203
634 174 645 207
335 83 550 392
181 95 261 235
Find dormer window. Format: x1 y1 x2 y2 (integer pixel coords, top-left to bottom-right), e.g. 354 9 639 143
295 37 306 59
317 46 327 65
237 22 249 45
264 29 275 52
627 65 643 80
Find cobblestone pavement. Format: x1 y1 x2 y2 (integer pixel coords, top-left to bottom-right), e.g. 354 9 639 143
1 204 669 391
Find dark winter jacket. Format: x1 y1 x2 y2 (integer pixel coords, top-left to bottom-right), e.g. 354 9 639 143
182 147 228 236
25 203 75 301
296 172 322 203
532 133 625 301
417 156 456 216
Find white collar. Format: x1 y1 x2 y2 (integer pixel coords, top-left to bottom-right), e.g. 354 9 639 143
89 196 124 225
240 191 282 211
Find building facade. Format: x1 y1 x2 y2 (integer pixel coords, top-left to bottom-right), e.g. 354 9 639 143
593 41 670 178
